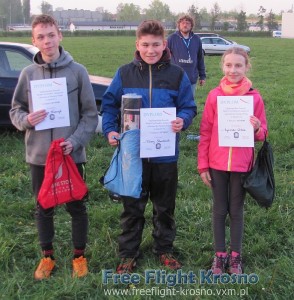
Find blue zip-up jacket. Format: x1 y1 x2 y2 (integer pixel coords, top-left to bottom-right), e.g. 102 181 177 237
102 48 196 163
167 31 206 85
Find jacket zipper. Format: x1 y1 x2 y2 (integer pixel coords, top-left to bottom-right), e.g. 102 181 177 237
148 65 152 162
48 63 54 142
148 65 152 107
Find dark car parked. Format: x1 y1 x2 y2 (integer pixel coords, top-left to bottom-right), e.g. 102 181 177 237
0 42 111 127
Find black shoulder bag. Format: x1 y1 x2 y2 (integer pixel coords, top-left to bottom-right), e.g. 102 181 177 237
242 135 275 208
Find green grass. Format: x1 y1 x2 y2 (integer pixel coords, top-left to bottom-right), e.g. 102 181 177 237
0 36 293 299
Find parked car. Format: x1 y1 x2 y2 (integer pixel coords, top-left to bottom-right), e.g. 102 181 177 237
0 42 111 128
200 36 250 56
272 30 282 38
195 33 236 44
195 32 220 37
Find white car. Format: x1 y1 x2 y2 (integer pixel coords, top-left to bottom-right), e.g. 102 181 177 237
200 36 250 55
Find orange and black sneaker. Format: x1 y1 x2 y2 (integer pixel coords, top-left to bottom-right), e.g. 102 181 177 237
116 258 137 274
34 257 56 280
159 253 182 270
72 256 88 278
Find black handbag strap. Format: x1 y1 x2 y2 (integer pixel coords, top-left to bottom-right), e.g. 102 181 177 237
248 131 268 172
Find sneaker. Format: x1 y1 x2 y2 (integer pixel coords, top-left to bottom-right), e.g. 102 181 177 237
72 256 88 278
159 253 182 270
109 192 122 203
228 254 243 274
211 255 227 274
116 258 137 274
34 257 55 280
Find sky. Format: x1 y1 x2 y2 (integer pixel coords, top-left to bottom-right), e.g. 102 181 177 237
30 0 293 15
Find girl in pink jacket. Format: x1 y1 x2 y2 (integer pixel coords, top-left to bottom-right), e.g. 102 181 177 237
198 47 267 275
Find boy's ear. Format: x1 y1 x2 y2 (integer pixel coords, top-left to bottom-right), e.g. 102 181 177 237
163 39 167 48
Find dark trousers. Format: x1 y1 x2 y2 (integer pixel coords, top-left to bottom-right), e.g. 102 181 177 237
210 168 246 254
118 161 178 258
30 164 88 251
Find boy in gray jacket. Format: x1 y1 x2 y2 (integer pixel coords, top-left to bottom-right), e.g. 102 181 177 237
10 14 98 280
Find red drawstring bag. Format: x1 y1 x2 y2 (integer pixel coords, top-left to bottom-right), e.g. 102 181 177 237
38 138 88 209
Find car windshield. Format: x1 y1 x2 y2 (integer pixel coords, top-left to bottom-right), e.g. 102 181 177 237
213 38 232 45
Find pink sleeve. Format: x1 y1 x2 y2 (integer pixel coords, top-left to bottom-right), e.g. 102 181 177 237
254 93 268 141
197 92 215 171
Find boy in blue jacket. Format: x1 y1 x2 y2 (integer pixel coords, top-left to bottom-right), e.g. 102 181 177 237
102 20 196 273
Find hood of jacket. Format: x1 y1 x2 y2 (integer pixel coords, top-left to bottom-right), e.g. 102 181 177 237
33 46 74 74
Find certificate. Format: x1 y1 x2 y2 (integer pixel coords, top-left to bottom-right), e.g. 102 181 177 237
217 96 254 147
30 78 70 131
140 107 176 158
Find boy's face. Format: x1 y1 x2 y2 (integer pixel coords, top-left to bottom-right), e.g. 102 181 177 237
179 19 192 34
32 23 62 63
136 34 167 65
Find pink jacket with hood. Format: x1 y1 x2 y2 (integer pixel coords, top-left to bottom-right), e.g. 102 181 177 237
198 86 267 173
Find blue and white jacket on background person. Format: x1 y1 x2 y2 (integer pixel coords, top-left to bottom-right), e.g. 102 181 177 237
102 48 197 164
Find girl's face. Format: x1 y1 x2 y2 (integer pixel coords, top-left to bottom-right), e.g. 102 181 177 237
222 53 249 83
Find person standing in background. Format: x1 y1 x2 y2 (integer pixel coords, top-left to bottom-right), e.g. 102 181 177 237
167 14 206 99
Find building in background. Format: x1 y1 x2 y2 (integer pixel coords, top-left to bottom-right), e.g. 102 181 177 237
282 13 294 38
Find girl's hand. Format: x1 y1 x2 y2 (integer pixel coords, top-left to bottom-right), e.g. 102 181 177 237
200 171 212 188
250 116 261 132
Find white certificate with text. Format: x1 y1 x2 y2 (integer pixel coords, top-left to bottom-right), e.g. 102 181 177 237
217 96 254 147
140 107 176 158
30 78 70 131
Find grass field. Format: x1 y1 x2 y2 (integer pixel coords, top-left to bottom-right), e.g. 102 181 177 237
0 35 293 299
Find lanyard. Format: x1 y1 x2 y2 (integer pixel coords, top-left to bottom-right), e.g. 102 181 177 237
182 36 192 49
181 35 193 60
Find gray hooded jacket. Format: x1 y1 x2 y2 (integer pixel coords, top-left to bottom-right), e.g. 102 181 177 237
10 47 98 165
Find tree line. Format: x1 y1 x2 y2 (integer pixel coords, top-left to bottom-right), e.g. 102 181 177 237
1 0 291 31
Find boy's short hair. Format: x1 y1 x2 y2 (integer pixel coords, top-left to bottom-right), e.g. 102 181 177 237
177 14 195 29
136 20 165 39
32 14 59 32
